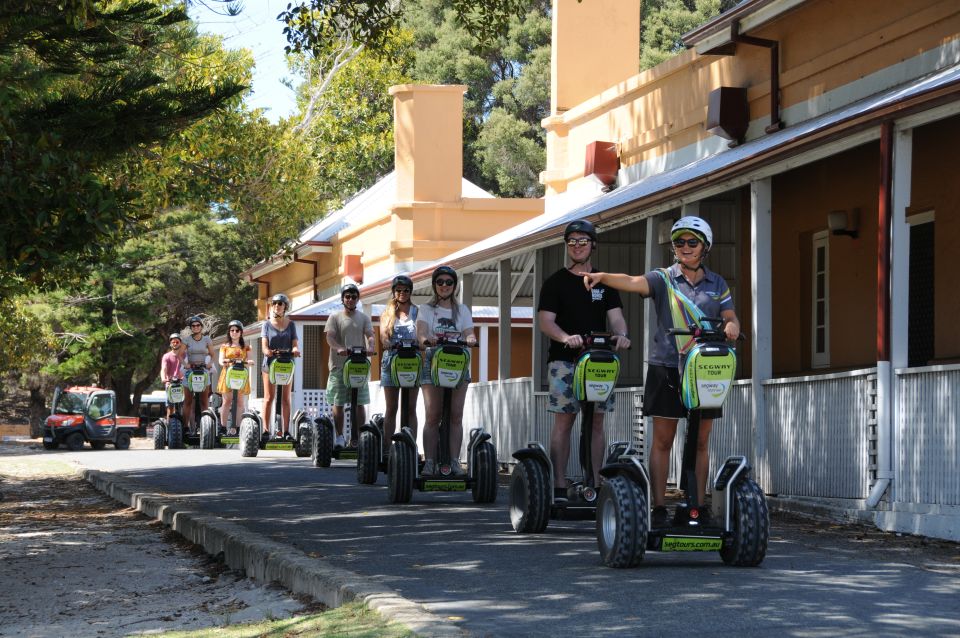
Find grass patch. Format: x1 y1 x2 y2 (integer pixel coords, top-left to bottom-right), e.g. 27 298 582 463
151 602 415 638
0 456 78 479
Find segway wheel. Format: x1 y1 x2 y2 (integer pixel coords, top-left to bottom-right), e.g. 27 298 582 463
720 477 769 567
239 417 259 457
90 440 107 450
294 415 312 458
115 432 131 450
311 417 333 468
387 440 414 503
356 430 378 485
65 432 86 451
200 414 216 450
152 420 166 450
596 475 648 568
509 457 550 533
472 441 498 504
167 417 183 450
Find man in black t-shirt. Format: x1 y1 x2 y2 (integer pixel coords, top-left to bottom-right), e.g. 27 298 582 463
537 220 631 501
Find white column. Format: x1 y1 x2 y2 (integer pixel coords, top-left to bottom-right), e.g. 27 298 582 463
889 127 912 370
886 125 913 504
750 178 773 488
479 325 490 382
498 259 512 380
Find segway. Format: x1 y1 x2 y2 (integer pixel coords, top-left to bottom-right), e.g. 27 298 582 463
509 333 634 533
595 318 769 568
180 363 220 449
213 358 250 449
357 340 420 484
240 350 311 458
387 336 497 504
311 346 372 468
154 379 185 449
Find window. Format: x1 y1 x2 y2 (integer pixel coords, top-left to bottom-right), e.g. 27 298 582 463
811 231 830 368
908 211 934 367
88 394 115 420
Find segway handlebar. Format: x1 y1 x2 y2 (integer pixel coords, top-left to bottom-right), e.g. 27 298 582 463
668 318 745 342
574 332 630 350
422 336 478 348
387 339 424 351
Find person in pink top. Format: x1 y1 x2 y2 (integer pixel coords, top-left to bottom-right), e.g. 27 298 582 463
160 333 186 419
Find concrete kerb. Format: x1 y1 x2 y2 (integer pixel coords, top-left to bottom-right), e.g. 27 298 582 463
82 469 466 638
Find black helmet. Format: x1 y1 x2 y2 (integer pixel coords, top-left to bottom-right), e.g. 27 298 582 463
227 319 243 331
187 315 202 327
269 293 289 308
563 219 598 243
432 265 458 287
341 283 360 299
391 275 413 292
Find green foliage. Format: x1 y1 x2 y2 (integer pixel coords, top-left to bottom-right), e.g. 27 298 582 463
280 0 533 56
299 35 413 204
0 0 246 294
0 303 52 376
37 210 259 410
640 0 739 70
403 0 551 196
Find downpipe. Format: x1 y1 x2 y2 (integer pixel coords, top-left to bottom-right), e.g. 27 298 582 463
866 361 892 508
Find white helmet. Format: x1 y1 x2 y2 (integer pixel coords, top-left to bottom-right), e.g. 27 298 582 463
671 216 713 250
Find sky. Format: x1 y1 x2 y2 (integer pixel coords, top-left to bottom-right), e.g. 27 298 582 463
189 1 302 122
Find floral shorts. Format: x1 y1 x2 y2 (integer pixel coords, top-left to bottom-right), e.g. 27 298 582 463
326 368 370 406
547 360 616 414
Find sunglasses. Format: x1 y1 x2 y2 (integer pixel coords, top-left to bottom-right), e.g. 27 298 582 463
343 294 359 300
566 238 592 247
229 328 241 332
191 323 202 328
435 279 455 287
271 301 285 306
673 238 702 248
394 288 411 294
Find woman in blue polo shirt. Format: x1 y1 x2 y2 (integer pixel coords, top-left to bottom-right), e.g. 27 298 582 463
583 216 741 528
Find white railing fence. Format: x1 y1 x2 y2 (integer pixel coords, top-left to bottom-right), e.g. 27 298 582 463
895 364 960 507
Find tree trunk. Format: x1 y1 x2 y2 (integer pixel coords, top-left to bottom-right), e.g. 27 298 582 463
28 388 46 438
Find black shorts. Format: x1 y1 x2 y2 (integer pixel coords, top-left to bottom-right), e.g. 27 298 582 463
642 364 722 420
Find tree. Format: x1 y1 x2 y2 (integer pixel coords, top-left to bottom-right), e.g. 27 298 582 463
640 0 740 70
0 0 246 294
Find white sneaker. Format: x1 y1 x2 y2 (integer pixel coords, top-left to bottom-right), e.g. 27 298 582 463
422 459 436 475
334 434 346 449
450 459 465 476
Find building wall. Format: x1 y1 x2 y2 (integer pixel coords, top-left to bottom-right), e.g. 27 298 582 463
543 0 960 194
772 142 880 375
911 114 960 361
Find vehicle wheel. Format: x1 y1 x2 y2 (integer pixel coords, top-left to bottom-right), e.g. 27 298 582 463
167 417 183 450
509 457 550 533
239 418 259 458
115 432 131 450
42 439 59 451
596 475 648 568
200 414 216 450
152 421 166 450
356 430 378 485
720 477 769 567
295 416 312 458
90 440 107 450
387 440 414 503
311 417 333 468
65 432 85 451
472 441 498 504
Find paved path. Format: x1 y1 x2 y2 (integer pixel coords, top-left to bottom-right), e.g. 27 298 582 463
56 447 960 637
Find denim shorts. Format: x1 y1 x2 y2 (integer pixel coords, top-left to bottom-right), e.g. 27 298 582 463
547 360 616 414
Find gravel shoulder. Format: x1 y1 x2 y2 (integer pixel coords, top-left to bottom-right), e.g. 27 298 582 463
0 441 410 638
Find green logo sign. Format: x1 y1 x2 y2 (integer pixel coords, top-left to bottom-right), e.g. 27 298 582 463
391 354 421 388
423 480 467 492
269 360 295 386
660 536 723 551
